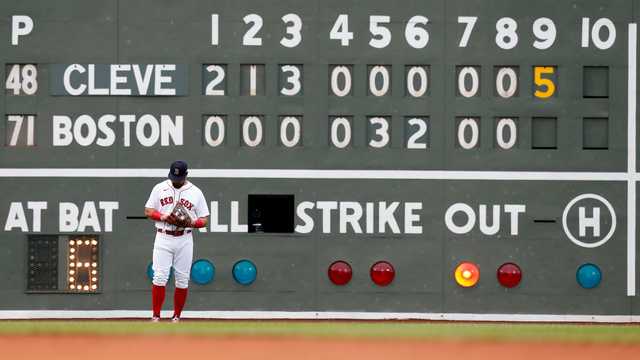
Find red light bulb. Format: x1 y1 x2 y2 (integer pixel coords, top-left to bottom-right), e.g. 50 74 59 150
328 261 353 285
370 261 395 286
497 262 522 288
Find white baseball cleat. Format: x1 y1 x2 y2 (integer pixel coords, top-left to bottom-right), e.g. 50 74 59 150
171 316 180 323
151 316 161 322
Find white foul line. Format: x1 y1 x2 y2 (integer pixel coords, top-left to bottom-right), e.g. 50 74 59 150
0 310 637 323
0 168 631 181
628 23 637 297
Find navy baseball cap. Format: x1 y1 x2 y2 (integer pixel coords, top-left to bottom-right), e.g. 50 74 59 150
168 160 188 181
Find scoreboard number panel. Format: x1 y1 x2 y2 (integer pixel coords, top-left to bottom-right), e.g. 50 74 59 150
2 0 640 319
5 64 38 95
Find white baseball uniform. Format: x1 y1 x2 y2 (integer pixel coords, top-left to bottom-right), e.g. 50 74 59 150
145 180 209 288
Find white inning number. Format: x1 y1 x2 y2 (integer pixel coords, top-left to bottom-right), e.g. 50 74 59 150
581 18 616 50
6 115 35 146
242 116 263 147
243 14 263 46
532 18 556 50
280 116 301 147
405 15 429 49
5 64 37 95
368 117 390 148
204 116 225 147
369 15 392 48
205 65 225 96
406 118 428 149
458 67 479 98
330 117 352 148
211 14 219 45
496 118 517 149
369 66 390 97
407 66 428 97
280 65 302 96
330 66 352 97
495 67 517 98
281 13 302 48
457 16 477 47
330 14 353 46
458 118 479 149
495 17 518 49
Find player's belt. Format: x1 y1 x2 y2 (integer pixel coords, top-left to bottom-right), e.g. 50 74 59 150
157 229 192 236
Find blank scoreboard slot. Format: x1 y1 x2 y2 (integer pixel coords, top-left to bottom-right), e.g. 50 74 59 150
248 194 295 233
583 117 609 150
531 117 558 149
583 66 609 98
533 219 557 223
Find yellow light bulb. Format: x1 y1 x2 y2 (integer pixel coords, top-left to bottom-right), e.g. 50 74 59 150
91 270 97 275
454 262 480 288
84 262 90 268
70 285 75 290
69 255 75 260
83 285 89 291
92 277 97 282
91 262 97 268
76 262 82 267
69 240 75 246
91 285 97 290
69 270 75 275
70 248 75 253
69 277 75 282
84 240 90 245
91 240 98 245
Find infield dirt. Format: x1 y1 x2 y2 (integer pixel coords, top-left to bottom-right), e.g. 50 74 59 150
2 335 640 360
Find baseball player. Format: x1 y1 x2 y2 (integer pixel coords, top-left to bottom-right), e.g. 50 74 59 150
144 160 209 322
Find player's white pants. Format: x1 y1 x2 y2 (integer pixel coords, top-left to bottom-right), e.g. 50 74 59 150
152 231 193 289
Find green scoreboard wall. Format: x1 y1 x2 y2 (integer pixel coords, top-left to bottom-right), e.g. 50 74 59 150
1 0 639 320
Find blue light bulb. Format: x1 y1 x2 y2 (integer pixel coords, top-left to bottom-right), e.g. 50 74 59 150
233 259 257 285
190 259 215 285
576 263 602 289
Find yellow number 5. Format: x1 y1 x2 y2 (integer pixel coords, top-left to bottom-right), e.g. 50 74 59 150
534 66 555 99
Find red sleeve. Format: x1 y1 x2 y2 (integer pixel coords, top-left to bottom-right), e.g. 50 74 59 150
192 218 206 228
150 210 163 221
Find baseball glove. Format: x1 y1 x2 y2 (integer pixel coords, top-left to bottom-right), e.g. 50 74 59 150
166 202 193 228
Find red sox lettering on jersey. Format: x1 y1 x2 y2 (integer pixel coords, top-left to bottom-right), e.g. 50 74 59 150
147 180 207 231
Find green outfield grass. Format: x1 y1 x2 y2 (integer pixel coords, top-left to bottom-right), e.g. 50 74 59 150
1 321 640 343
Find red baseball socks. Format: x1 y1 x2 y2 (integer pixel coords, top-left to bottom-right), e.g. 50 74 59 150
173 287 188 319
151 284 166 318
